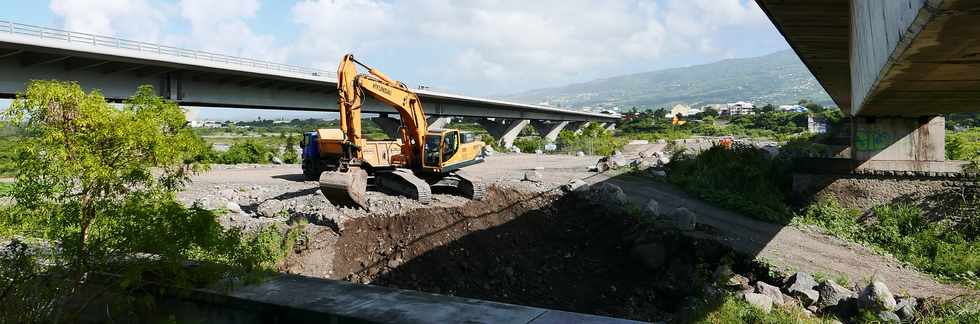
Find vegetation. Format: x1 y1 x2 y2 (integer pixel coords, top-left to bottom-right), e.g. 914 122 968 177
667 144 795 223
688 293 830 324
0 81 288 322
796 198 980 287
946 127 980 168
556 123 628 156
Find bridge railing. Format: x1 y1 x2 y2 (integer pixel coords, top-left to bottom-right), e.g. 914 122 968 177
0 20 336 79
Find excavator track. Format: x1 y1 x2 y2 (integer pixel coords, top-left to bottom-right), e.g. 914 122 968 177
319 166 368 208
376 169 432 204
432 172 486 201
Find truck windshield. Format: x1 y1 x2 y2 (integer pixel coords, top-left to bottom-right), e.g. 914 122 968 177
424 135 441 166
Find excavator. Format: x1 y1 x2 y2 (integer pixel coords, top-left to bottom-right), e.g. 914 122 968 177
299 54 487 207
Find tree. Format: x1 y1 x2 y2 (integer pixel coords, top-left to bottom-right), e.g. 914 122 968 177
760 104 776 113
283 133 299 164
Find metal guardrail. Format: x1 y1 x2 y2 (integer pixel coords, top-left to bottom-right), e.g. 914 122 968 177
0 20 336 79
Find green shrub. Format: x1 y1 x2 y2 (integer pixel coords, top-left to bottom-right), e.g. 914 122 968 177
514 137 544 153
667 144 794 223
687 293 830 324
218 140 276 164
798 199 980 286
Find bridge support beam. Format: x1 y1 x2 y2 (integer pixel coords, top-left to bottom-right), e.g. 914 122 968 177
426 117 451 130
531 120 569 142
371 115 402 140
851 116 951 172
569 122 590 135
477 118 529 148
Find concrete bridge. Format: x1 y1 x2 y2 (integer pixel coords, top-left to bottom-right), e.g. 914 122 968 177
0 20 618 148
757 0 980 172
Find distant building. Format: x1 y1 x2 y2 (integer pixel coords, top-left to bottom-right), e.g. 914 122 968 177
726 101 755 116
808 115 829 134
667 104 692 118
779 104 808 113
190 120 222 128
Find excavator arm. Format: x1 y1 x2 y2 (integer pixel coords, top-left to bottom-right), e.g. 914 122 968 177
336 54 428 165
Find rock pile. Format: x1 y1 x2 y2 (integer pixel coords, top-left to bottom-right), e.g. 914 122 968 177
708 268 918 323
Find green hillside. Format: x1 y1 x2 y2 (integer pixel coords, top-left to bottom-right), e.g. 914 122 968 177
505 50 833 110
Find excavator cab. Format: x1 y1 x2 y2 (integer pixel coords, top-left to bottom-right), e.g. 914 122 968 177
422 129 484 172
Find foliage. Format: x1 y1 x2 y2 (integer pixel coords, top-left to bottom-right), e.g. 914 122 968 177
282 133 299 164
916 298 980 324
556 123 627 156
667 144 795 223
513 137 545 153
0 81 286 321
214 140 276 164
687 293 832 324
797 198 980 286
946 127 980 167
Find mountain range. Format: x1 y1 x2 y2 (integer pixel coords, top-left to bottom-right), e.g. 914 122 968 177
503 50 833 111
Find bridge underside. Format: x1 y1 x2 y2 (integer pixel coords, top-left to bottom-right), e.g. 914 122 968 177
758 0 980 172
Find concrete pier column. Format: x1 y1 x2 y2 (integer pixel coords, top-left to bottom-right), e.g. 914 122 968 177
569 121 591 135
477 118 530 148
531 120 570 142
426 117 451 130
371 115 402 139
852 115 945 166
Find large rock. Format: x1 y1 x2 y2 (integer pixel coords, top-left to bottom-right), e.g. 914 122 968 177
225 201 243 214
668 207 697 231
785 272 820 306
642 199 661 218
523 170 543 183
257 199 286 218
859 281 897 311
755 281 786 305
817 280 855 308
742 293 773 313
563 179 590 194
589 183 628 211
271 156 284 165
877 311 901 323
575 151 585 157
895 297 917 320
631 243 666 270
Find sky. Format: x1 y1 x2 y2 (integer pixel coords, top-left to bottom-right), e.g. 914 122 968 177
0 0 790 120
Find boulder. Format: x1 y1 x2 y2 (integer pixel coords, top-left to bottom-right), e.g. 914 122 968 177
785 272 820 306
271 156 284 165
649 170 667 177
877 311 901 323
859 281 897 311
523 171 543 183
225 201 242 214
563 179 590 194
742 293 773 313
631 243 666 270
726 274 751 291
642 199 661 218
534 149 543 154
509 146 521 153
895 297 917 320
817 280 855 308
755 281 786 305
575 151 585 157
668 207 697 231
257 199 286 218
589 183 629 211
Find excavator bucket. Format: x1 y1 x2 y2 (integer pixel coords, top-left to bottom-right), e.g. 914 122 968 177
319 166 368 208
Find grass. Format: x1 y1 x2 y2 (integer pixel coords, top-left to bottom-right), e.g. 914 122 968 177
795 198 980 287
686 293 832 324
666 144 795 223
0 182 12 196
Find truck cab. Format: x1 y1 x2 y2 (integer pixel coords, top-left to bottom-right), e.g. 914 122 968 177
422 129 484 173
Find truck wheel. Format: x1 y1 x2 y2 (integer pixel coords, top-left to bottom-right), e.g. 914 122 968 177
302 159 321 181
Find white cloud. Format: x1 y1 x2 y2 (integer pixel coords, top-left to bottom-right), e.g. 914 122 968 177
50 0 168 42
284 0 774 91
176 0 286 62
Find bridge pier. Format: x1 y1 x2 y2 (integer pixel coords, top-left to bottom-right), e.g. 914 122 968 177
371 115 402 140
426 117 451 130
850 115 954 172
570 122 590 135
477 118 530 148
531 120 569 142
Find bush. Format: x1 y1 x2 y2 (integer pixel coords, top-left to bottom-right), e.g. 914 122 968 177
798 198 980 286
667 144 794 223
556 124 627 156
514 137 544 153
217 140 276 164
0 81 285 321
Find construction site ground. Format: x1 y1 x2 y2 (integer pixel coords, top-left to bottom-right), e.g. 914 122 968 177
176 147 975 317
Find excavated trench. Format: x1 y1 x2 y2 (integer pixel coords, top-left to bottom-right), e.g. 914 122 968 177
281 185 763 322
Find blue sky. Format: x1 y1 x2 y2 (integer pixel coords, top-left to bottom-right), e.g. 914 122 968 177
1 0 790 120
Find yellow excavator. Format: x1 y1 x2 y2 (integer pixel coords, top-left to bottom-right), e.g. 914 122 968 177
300 54 487 207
